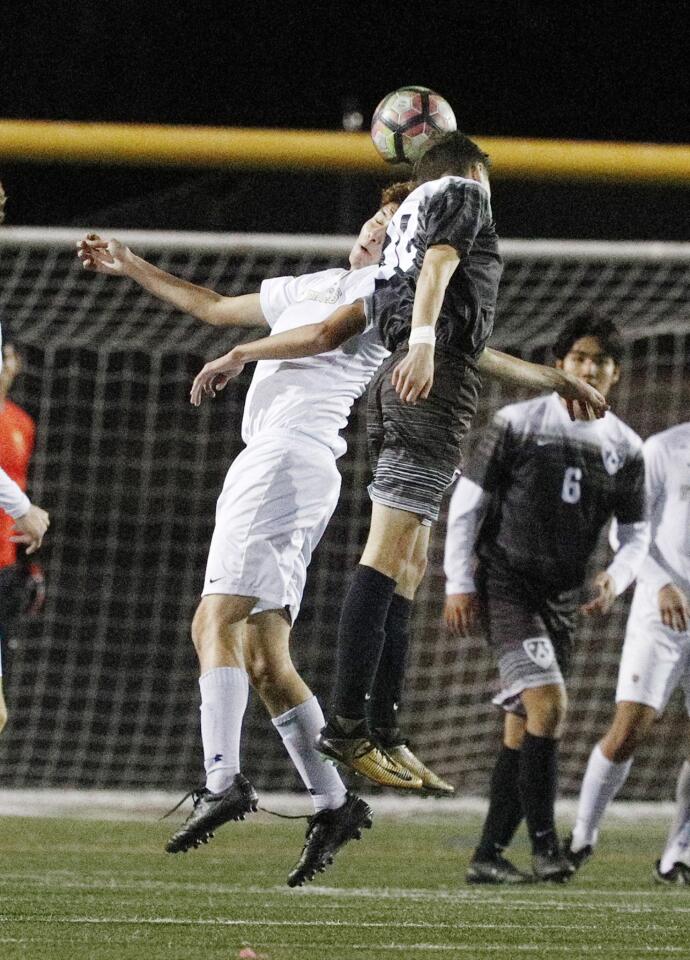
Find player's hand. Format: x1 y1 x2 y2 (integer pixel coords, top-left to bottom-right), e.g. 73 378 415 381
190 349 246 406
76 234 132 275
658 583 689 633
391 344 434 403
10 504 50 556
560 375 609 422
580 571 616 616
444 593 481 637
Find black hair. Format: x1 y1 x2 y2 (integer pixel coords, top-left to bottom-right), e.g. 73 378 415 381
552 312 624 364
413 131 490 183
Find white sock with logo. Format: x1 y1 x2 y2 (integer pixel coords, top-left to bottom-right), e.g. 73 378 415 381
273 695 348 813
571 744 633 852
199 667 248 794
660 760 690 873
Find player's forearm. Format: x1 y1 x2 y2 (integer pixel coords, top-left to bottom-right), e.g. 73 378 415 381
123 253 243 326
606 519 651 595
479 349 574 395
444 478 488 593
410 245 459 333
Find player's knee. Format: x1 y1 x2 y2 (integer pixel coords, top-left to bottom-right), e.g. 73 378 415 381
524 687 567 737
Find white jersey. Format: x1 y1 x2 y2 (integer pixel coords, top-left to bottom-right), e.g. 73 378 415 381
243 266 388 458
639 422 690 596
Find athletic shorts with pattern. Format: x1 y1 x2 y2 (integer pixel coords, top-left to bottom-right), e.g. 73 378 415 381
476 557 580 711
366 344 481 524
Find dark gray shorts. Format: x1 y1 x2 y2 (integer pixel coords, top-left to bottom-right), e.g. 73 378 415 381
366 345 481 523
477 560 579 714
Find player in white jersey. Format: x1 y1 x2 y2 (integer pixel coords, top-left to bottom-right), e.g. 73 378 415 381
78 183 425 886
567 421 690 884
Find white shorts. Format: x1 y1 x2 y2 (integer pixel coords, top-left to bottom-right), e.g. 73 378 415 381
202 433 341 623
616 581 690 714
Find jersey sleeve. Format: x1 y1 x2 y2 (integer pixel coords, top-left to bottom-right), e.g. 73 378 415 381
259 275 300 329
464 409 514 493
423 181 489 255
613 444 647 525
0 466 31 519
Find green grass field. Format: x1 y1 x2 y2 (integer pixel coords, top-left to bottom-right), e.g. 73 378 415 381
0 809 688 960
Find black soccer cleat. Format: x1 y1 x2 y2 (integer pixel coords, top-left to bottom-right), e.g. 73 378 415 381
654 860 690 885
532 845 576 883
287 792 373 887
563 833 594 873
466 853 534 885
165 773 258 853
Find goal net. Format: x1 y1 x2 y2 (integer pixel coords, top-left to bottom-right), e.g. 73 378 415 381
1 228 688 800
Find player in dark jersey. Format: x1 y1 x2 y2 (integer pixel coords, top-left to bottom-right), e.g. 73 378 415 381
190 133 608 789
444 314 649 882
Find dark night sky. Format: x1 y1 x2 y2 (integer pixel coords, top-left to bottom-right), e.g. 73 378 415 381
1 1 688 237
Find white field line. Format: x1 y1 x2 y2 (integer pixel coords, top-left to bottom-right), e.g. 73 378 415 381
2 875 689 915
0 789 676 822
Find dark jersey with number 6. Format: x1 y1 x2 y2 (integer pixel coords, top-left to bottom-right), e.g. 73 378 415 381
466 393 646 591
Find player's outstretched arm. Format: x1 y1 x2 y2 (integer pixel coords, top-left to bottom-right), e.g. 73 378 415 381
76 235 266 329
478 348 609 421
189 301 366 406
391 244 459 403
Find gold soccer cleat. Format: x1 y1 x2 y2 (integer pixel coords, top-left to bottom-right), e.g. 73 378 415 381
315 731 423 790
385 743 455 796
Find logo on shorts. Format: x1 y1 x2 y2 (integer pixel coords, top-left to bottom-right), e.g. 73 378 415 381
523 638 555 670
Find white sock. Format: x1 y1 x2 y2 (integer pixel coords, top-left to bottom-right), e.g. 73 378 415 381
660 760 690 872
571 744 633 852
199 667 249 793
273 695 348 813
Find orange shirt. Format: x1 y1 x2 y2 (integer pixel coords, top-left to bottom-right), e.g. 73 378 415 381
0 399 36 568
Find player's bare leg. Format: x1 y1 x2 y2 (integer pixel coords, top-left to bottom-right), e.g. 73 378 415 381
0 681 8 735
567 701 657 870
369 524 454 794
165 594 259 853
317 504 425 789
244 611 372 886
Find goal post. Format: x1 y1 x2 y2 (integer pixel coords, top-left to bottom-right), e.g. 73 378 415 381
0 228 688 798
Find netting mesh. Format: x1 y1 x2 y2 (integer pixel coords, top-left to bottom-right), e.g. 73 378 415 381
1 228 688 798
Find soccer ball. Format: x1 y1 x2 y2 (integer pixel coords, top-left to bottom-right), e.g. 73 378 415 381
370 86 457 165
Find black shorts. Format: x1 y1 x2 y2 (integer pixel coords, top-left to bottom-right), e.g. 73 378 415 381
477 558 580 713
366 344 481 523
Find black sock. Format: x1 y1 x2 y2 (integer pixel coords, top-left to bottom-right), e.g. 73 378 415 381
518 732 559 853
368 593 412 743
330 564 396 727
474 745 523 860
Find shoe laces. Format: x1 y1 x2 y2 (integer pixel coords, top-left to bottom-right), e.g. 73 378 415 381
160 784 208 821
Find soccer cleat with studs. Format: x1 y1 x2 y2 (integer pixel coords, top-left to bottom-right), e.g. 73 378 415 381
383 742 455 796
315 727 422 790
532 844 576 883
287 792 373 887
654 860 690 885
466 853 534 885
164 773 258 853
563 833 594 873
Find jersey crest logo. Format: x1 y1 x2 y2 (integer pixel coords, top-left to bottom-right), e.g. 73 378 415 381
300 284 342 305
602 444 623 475
523 637 555 670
